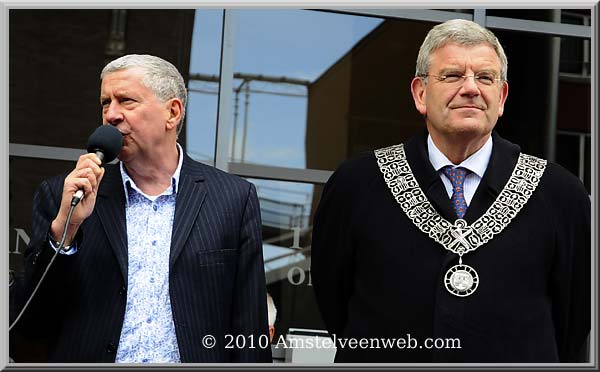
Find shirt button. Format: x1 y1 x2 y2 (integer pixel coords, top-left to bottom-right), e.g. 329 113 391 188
153 205 158 211
152 240 157 246
142 358 149 363
146 317 152 324
149 277 155 283
106 342 117 353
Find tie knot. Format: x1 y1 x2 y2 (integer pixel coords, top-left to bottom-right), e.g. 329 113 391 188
441 166 470 189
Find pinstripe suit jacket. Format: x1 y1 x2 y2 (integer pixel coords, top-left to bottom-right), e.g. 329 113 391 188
22 154 272 363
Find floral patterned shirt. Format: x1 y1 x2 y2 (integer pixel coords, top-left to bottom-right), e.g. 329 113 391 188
115 145 183 363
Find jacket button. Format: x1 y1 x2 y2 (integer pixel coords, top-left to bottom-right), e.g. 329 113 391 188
107 342 117 353
119 286 126 295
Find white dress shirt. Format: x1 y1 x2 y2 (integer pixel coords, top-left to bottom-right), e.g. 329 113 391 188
427 134 493 206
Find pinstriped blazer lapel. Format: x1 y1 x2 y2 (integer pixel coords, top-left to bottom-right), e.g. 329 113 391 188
96 164 128 282
169 155 207 269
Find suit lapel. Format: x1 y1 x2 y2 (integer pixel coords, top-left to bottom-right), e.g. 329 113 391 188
404 131 457 222
169 155 207 269
404 130 522 223
95 164 128 282
463 131 521 223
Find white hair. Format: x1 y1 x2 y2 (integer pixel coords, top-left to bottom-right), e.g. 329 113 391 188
101 54 188 134
416 19 508 81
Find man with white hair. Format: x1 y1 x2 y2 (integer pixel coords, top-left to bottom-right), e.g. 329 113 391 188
21 54 271 363
312 19 590 362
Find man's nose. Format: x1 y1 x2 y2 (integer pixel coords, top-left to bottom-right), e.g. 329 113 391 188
103 102 123 124
459 74 480 97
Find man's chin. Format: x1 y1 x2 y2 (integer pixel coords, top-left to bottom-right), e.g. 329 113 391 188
117 149 132 163
448 119 493 134
439 126 493 145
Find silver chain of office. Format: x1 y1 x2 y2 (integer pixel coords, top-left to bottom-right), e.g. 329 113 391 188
374 143 546 297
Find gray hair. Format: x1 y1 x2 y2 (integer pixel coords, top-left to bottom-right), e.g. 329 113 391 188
101 54 188 134
415 19 508 82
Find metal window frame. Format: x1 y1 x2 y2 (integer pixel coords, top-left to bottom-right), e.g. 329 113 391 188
557 130 592 182
214 9 236 172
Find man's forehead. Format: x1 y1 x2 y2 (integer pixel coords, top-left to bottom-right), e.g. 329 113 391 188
101 67 146 85
100 86 135 98
429 43 500 67
100 69 146 94
434 41 497 54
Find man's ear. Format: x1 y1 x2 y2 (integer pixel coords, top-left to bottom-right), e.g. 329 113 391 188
497 80 509 117
411 77 427 116
165 98 183 131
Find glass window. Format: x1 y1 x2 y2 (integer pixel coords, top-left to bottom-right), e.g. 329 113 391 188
229 10 437 172
560 34 587 74
555 132 590 194
559 10 591 76
186 9 224 164
555 133 581 178
245 178 322 343
488 8 566 22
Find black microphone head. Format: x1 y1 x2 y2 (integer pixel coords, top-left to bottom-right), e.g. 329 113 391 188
86 125 123 164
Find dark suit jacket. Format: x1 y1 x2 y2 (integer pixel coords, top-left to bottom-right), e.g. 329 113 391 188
20 153 272 363
311 131 590 363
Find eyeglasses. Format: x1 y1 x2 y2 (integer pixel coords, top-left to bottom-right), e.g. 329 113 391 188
420 73 503 86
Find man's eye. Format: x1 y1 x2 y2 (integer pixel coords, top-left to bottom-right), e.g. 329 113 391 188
443 74 462 82
476 74 495 84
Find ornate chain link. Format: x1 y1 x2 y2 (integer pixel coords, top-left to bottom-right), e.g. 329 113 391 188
374 144 547 256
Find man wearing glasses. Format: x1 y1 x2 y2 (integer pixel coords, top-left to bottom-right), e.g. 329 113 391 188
311 19 590 363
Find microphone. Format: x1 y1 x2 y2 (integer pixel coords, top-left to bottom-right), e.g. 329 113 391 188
71 125 123 206
8 126 122 335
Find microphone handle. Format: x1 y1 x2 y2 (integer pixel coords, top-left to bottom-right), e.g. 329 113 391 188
71 190 84 207
94 150 105 164
70 150 105 207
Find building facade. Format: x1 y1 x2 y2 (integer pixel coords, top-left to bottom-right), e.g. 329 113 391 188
8 8 594 362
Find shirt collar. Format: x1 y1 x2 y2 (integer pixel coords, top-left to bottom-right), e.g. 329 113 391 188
120 143 184 202
427 134 493 178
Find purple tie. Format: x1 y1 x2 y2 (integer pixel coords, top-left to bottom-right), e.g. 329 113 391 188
441 166 471 219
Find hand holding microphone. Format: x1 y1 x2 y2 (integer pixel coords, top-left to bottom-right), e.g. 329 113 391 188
9 126 122 333
50 126 123 246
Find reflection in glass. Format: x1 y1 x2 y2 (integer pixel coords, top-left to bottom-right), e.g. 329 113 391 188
229 75 309 168
248 177 313 285
231 10 383 170
245 177 323 346
559 11 591 75
186 9 224 164
249 177 313 252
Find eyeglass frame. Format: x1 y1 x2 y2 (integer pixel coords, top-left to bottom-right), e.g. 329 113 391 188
418 73 505 86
